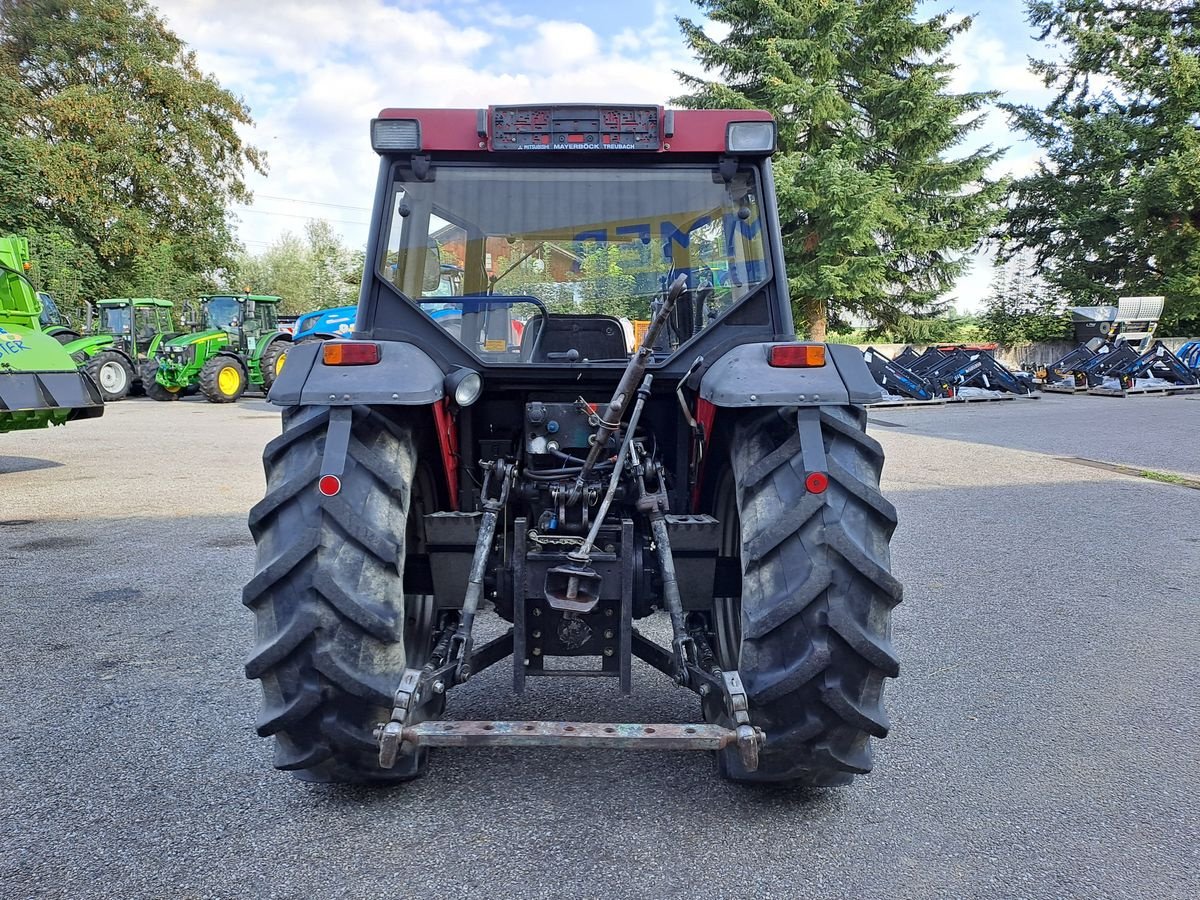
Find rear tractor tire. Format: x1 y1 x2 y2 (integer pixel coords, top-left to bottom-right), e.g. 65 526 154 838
243 405 438 783
258 340 290 393
141 361 181 402
710 405 902 786
84 351 134 402
200 355 247 403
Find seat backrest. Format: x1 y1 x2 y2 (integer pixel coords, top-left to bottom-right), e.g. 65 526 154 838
522 314 628 362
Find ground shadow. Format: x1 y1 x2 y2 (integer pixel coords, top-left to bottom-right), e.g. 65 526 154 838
0 455 64 475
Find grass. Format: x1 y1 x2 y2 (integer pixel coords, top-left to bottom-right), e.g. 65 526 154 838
1139 469 1191 486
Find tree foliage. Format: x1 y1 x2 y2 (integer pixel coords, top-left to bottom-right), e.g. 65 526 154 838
978 255 1072 344
0 0 263 305
1003 0 1200 336
230 220 362 314
674 0 1006 339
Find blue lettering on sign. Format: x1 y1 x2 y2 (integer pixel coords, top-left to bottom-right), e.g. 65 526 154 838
0 339 28 357
722 213 763 256
660 215 712 262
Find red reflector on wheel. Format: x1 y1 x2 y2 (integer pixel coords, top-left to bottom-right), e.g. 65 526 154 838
318 474 341 496
323 342 380 366
805 472 828 493
768 344 825 367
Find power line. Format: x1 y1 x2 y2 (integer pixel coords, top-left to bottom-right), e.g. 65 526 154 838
252 193 372 212
231 205 370 227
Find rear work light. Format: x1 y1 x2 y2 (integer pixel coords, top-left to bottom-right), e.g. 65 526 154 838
323 342 380 366
371 118 421 152
726 121 777 154
768 343 825 368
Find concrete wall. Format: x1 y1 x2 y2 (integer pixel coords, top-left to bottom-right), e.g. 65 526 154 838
854 337 1198 370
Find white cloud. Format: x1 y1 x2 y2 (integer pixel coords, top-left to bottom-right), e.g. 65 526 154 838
155 0 693 257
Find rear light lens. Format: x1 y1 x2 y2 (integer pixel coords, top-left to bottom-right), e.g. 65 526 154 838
767 343 825 367
805 472 829 494
318 474 341 496
323 342 380 366
371 118 421 152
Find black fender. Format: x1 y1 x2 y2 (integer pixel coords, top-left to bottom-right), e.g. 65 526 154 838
697 342 883 407
267 339 444 407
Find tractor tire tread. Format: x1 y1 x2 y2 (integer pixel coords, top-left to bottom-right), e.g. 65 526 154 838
722 404 901 785
243 404 424 783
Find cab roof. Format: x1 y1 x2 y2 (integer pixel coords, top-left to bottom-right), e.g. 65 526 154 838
200 293 282 303
97 297 173 307
373 105 776 155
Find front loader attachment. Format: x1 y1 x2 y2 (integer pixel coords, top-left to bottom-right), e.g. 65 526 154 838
0 366 103 432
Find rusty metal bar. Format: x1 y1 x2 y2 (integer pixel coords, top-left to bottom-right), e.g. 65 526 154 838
401 720 737 751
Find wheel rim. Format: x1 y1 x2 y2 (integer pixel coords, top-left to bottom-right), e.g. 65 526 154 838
217 366 241 394
275 352 287 375
99 361 127 393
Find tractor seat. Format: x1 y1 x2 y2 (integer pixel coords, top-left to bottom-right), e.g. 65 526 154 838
522 314 629 362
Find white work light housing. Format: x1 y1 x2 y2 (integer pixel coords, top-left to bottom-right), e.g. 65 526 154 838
371 119 421 152
726 121 777 154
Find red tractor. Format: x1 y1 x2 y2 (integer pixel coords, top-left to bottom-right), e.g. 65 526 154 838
244 105 901 787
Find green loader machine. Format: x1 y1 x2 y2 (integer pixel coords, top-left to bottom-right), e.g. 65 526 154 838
146 293 291 403
63 298 177 401
0 236 103 432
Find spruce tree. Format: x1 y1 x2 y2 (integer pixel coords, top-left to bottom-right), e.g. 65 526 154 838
674 0 1005 339
1003 0 1200 335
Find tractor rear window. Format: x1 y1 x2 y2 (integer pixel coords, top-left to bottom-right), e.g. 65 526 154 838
379 164 771 363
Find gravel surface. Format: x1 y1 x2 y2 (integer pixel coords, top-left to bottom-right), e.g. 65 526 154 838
1 396 1197 899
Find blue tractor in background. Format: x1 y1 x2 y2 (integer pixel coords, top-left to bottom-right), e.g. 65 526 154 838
292 264 464 342
291 305 357 342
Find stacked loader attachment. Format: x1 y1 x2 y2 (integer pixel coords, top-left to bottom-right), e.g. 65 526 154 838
1086 340 1200 396
862 345 1036 404
862 347 937 400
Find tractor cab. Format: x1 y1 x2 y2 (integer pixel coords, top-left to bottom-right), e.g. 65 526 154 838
92 298 176 357
198 293 281 354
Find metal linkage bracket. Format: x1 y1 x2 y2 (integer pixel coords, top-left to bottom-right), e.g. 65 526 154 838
377 667 423 768
721 670 764 771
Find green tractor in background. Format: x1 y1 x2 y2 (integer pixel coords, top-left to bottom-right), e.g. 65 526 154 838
146 293 291 403
0 236 103 432
62 298 177 401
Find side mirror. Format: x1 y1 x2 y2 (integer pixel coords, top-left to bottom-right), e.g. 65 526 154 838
422 244 441 293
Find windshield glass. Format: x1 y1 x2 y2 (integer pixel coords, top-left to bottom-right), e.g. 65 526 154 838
203 297 243 331
379 164 770 364
38 293 62 327
99 305 131 333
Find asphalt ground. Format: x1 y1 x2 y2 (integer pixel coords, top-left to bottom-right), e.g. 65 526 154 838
1 393 1197 899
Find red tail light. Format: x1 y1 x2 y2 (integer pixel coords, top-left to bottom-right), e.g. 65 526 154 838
323 342 380 366
318 475 342 496
768 343 825 368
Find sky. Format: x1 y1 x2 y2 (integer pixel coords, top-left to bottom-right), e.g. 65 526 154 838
153 0 1058 313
